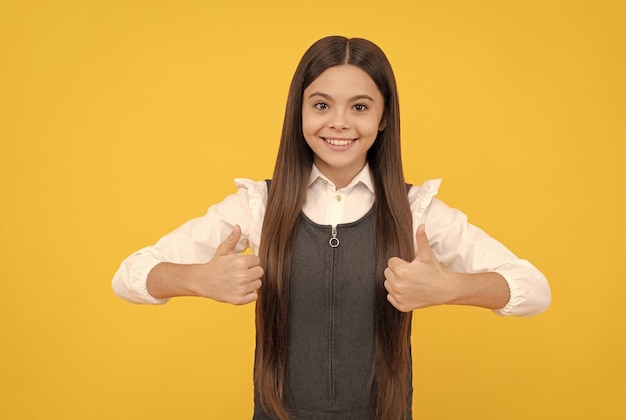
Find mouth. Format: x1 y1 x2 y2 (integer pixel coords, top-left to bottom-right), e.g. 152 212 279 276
322 137 356 147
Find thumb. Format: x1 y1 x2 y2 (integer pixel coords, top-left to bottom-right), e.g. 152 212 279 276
414 224 435 262
215 225 241 256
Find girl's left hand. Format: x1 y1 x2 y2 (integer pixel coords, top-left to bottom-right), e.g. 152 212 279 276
384 224 452 312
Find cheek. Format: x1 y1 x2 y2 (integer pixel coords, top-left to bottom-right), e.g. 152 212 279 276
359 118 383 137
301 113 320 137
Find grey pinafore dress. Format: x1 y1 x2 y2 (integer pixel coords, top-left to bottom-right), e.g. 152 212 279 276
253 204 413 419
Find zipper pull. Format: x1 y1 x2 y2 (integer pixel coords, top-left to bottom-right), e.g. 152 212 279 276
329 225 340 248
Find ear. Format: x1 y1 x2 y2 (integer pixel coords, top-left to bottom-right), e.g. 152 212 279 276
378 114 387 131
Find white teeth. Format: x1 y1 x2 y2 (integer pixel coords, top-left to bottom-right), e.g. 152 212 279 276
325 138 352 146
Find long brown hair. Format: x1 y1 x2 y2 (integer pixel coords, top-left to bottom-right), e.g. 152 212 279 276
256 36 414 419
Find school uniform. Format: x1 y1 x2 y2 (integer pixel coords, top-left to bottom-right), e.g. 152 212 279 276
112 163 551 417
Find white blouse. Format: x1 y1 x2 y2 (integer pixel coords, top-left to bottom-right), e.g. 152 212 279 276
112 164 551 316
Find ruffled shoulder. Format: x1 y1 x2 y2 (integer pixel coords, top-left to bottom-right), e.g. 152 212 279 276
234 178 268 205
408 179 442 226
233 178 268 253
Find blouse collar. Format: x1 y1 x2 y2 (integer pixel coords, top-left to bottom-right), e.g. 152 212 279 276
308 163 375 194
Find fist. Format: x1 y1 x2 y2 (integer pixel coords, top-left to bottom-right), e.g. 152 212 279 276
383 224 449 312
199 225 264 305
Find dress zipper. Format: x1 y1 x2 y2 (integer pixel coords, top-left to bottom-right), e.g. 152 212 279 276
329 225 340 248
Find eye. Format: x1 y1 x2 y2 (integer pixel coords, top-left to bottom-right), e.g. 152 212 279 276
314 102 329 110
353 103 368 112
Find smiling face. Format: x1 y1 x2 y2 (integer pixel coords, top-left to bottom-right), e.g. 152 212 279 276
302 64 386 188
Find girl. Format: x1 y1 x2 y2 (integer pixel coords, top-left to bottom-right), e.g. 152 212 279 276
113 36 551 419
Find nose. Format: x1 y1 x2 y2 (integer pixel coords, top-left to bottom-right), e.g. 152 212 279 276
329 109 350 129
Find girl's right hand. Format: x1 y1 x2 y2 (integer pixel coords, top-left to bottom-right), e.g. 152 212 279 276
146 225 263 305
195 225 263 305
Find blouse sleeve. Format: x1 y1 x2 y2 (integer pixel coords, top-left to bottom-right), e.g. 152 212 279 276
409 181 551 317
111 179 268 304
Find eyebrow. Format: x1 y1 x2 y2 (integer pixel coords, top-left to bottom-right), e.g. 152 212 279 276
307 92 376 102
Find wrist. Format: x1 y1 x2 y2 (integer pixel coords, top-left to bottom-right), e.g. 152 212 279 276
147 262 202 299
178 263 205 297
439 271 511 309
441 271 463 305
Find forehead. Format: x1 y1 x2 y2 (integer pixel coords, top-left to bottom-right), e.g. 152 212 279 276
305 64 382 98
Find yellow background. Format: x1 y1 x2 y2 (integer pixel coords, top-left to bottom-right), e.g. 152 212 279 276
1 0 624 418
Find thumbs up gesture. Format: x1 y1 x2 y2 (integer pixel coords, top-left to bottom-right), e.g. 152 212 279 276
384 224 450 312
197 225 264 305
